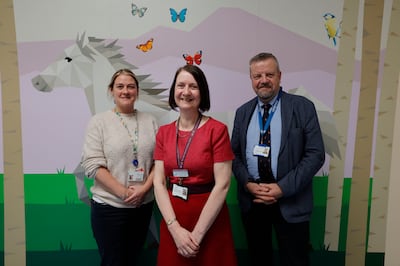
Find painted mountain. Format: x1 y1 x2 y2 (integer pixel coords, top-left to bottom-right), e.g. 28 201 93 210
5 7 359 174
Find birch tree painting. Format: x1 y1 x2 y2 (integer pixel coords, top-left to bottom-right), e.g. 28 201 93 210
369 0 400 253
324 0 359 251
0 0 27 265
346 1 384 265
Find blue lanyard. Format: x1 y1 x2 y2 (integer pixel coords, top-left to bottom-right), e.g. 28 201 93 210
258 89 282 136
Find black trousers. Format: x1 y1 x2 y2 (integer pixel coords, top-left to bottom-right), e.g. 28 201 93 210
241 203 310 266
91 200 154 266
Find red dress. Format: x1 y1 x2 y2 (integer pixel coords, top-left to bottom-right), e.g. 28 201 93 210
154 118 237 266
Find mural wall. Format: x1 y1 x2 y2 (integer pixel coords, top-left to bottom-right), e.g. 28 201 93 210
1 0 399 265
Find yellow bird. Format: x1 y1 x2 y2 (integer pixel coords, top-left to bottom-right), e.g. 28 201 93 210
323 13 341 46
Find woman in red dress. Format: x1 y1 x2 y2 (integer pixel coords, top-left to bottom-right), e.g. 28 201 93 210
153 64 237 266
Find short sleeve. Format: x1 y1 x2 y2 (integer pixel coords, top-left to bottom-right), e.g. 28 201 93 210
211 122 235 163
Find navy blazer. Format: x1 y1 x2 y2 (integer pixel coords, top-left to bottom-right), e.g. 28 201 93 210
231 90 325 223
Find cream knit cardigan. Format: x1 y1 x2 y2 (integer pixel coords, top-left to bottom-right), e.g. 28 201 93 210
81 109 158 208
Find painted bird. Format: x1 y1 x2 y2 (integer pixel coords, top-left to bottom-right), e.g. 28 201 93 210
323 12 341 46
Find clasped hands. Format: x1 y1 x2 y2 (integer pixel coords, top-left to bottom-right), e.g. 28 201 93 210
247 182 283 205
122 185 145 206
169 222 201 258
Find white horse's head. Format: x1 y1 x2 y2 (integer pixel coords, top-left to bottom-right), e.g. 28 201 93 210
32 32 170 115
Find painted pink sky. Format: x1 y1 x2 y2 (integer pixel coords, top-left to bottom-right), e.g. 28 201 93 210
1 7 364 176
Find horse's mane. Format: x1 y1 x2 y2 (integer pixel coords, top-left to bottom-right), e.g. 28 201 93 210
76 33 136 70
74 32 170 111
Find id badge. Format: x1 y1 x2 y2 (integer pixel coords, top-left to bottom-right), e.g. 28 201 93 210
173 169 189 178
253 144 270 158
128 168 144 182
172 184 188 200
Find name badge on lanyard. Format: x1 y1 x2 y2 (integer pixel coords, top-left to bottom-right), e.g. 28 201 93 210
253 144 270 158
173 169 189 178
128 168 144 182
172 184 188 200
128 160 144 183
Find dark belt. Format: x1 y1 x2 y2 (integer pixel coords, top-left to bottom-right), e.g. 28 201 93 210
167 181 214 194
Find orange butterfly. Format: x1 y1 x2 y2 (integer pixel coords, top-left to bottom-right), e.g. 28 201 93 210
136 38 154 52
183 50 202 65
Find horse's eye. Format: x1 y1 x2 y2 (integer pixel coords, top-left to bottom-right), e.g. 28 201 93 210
65 57 72 62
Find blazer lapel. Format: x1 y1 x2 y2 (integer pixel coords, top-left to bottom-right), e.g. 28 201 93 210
279 92 293 154
241 98 258 154
244 98 258 126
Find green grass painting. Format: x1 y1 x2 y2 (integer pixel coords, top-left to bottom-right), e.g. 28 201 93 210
0 174 383 266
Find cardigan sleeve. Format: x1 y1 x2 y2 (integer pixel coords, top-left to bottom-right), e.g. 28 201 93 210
80 116 107 179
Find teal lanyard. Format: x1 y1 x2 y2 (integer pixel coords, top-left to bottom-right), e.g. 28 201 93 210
258 89 282 137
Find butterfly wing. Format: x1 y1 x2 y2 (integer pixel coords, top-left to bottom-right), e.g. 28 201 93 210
183 54 194 65
178 8 187 22
145 38 154 51
170 8 178 22
136 44 144 51
132 3 138 16
138 7 148 17
193 50 202 65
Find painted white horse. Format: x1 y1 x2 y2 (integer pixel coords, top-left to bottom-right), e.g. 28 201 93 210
32 33 174 206
32 33 178 244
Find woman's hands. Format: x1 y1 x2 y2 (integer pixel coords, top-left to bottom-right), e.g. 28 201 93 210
123 184 146 206
168 221 200 258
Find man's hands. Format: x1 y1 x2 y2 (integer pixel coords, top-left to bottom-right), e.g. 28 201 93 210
246 182 283 205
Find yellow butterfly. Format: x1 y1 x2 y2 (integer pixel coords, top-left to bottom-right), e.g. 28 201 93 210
136 38 153 52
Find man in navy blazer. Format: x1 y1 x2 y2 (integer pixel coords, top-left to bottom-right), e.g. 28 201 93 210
231 52 325 266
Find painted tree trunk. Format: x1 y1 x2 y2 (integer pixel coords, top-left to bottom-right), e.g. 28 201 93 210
0 0 27 265
384 72 400 265
324 0 359 251
368 0 400 253
345 1 384 265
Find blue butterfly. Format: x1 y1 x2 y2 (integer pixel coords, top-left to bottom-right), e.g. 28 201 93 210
132 3 147 17
169 8 187 23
